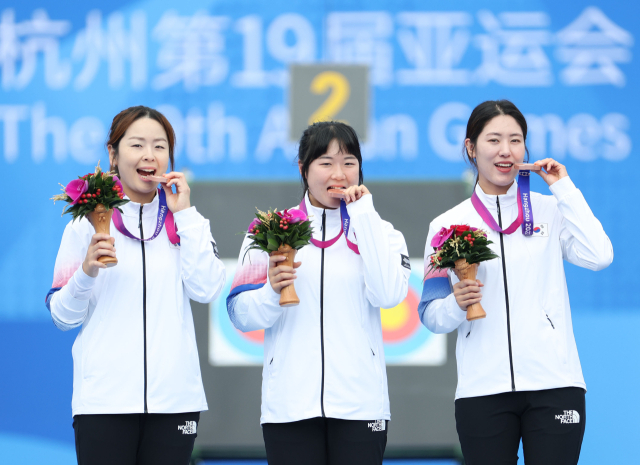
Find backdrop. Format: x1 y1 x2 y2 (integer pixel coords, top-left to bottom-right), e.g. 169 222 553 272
1 1 637 464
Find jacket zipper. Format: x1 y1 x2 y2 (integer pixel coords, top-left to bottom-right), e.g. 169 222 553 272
496 196 516 392
139 205 148 413
319 209 326 417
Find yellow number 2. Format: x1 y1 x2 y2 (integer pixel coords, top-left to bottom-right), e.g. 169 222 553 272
308 71 350 125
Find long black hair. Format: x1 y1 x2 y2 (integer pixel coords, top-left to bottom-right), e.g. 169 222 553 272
296 121 363 198
463 100 529 183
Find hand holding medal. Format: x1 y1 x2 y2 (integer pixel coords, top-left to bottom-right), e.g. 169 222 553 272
525 158 568 187
428 225 499 320
246 208 314 307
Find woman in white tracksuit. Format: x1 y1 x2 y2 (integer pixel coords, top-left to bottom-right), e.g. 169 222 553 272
46 106 226 465
418 100 613 465
226 121 410 465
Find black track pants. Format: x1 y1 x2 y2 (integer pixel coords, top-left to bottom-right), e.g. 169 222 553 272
262 417 388 465
455 387 585 465
73 412 200 465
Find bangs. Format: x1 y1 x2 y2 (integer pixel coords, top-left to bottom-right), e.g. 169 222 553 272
300 122 362 165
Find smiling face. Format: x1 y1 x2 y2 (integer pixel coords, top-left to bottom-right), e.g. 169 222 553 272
109 117 170 204
466 114 526 195
302 138 360 209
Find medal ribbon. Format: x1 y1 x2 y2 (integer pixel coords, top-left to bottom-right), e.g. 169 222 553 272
471 171 533 236
112 188 180 244
298 198 360 254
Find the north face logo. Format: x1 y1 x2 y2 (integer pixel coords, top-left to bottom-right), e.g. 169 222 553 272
555 410 580 424
178 421 197 434
368 420 385 432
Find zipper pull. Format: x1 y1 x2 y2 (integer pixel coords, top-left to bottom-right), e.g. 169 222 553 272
371 348 375 356
466 331 471 338
138 205 143 229
321 209 326 232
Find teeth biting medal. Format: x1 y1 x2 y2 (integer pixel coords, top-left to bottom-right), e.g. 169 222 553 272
142 174 168 184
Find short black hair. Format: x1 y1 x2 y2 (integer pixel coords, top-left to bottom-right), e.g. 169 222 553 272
296 121 363 198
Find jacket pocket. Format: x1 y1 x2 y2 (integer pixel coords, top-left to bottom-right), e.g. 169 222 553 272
541 305 567 366
364 331 383 386
457 322 472 378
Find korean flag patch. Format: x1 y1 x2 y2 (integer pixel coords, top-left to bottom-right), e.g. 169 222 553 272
401 254 411 270
532 223 548 237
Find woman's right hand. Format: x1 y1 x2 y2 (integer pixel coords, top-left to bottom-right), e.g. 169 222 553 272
82 233 116 278
268 254 301 294
453 279 484 311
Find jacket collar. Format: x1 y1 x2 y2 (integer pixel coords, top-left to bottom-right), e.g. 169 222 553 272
121 190 161 218
303 192 342 239
474 180 518 211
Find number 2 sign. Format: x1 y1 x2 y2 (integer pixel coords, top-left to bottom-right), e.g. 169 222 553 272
289 65 369 142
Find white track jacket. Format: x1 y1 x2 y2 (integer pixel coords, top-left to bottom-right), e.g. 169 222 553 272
419 177 613 400
46 194 226 416
227 194 410 424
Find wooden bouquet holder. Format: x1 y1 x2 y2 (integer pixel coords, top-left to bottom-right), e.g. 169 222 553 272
453 258 486 321
270 244 300 307
86 204 118 267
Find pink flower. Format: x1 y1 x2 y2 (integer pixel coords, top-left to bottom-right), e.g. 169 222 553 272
65 179 88 204
430 226 454 248
248 218 261 232
278 208 307 223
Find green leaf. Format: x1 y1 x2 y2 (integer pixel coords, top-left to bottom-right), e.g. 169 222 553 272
267 237 279 251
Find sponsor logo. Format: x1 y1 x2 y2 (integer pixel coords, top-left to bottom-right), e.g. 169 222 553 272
367 420 385 432
178 421 197 434
401 254 411 270
555 410 580 424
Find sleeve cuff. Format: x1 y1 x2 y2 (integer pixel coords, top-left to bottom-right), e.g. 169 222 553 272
73 266 96 290
549 176 577 202
259 275 283 305
346 194 375 216
65 266 96 302
173 206 203 231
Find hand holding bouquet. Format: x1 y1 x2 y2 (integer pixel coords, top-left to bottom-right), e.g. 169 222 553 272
245 208 313 307
428 225 498 320
52 162 129 267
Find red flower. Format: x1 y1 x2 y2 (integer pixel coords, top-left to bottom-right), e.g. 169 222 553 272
453 224 470 237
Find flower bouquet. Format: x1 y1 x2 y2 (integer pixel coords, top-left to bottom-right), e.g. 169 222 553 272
428 225 499 320
52 162 129 267
245 208 313 307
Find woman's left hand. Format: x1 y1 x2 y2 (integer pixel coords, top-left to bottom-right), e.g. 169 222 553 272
342 185 371 205
162 172 191 213
534 158 568 187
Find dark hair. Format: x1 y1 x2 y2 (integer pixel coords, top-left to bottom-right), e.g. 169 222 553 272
296 121 363 197
107 106 176 174
464 100 529 183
